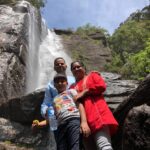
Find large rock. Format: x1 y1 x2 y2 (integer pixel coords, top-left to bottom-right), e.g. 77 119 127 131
0 3 27 104
0 117 52 150
0 89 45 123
101 72 138 111
122 105 150 150
112 75 150 150
0 4 27 103
0 1 41 104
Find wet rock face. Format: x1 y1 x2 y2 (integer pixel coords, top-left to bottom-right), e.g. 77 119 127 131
0 4 28 103
0 1 41 104
0 53 25 104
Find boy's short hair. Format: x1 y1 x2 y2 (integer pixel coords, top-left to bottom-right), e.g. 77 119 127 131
53 73 67 82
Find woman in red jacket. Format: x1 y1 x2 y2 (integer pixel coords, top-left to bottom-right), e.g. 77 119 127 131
70 61 118 150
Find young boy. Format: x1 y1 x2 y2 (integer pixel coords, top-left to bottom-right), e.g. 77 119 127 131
32 73 90 150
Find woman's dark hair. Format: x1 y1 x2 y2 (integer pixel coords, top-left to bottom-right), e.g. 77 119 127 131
71 60 86 71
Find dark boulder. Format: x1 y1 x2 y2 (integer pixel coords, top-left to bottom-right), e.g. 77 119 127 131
112 75 150 150
122 105 150 150
0 89 45 123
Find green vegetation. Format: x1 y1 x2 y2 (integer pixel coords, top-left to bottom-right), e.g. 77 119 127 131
121 39 150 80
0 0 46 8
28 0 46 8
109 20 150 63
76 23 109 38
106 6 150 80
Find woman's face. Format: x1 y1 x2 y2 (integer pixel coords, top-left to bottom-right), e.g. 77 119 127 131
71 62 86 81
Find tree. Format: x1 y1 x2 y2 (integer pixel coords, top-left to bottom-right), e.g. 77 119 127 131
121 39 150 80
76 23 109 38
106 7 150 79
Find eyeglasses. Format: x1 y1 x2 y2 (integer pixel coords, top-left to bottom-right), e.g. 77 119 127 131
72 66 82 70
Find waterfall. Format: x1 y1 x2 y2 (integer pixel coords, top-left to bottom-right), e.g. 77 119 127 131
24 0 72 93
36 22 73 89
26 11 72 92
26 2 41 93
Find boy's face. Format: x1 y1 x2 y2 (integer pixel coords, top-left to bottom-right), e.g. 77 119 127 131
54 78 68 93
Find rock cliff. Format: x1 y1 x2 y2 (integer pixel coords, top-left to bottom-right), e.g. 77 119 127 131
54 29 112 72
0 1 41 104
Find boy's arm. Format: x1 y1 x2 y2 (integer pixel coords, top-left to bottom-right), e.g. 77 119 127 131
32 120 48 128
77 102 91 137
41 83 58 119
41 85 52 118
38 120 48 127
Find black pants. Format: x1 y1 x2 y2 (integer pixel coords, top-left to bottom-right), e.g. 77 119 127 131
56 118 81 150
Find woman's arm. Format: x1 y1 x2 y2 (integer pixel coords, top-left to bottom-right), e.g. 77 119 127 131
87 72 106 95
77 102 91 137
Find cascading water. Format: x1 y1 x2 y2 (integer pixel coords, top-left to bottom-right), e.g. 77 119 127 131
26 4 72 92
36 22 73 89
26 2 41 93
